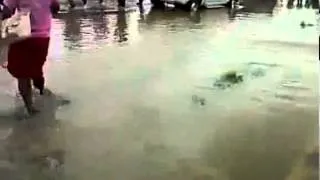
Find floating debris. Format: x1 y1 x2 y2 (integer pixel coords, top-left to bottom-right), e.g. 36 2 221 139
192 95 206 106
300 21 315 28
213 70 243 89
199 98 206 106
250 67 266 77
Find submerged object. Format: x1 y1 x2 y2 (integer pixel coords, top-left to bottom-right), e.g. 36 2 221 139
192 95 206 106
220 70 243 83
213 70 244 89
300 21 315 28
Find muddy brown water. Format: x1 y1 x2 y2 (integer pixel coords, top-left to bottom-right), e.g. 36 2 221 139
0 0 319 179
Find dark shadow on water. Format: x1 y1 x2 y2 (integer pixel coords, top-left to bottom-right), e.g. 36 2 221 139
58 12 113 49
0 91 70 179
145 9 187 24
115 11 128 43
89 14 109 42
189 12 201 23
55 10 132 49
144 8 211 30
62 15 83 50
228 8 239 19
239 0 277 13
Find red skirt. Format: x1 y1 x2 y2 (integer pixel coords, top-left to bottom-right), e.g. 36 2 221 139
7 37 50 78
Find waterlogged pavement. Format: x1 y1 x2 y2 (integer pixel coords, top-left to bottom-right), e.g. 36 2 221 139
0 0 319 179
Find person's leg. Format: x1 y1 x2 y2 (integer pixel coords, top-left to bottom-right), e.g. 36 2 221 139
118 0 126 9
311 0 319 9
297 0 302 7
137 0 143 5
18 78 38 115
31 37 50 96
67 0 76 8
287 0 294 8
32 76 45 95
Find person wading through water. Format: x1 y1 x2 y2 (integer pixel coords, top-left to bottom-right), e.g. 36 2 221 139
1 0 60 115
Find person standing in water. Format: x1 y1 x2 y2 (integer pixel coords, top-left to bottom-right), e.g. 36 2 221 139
2 0 60 115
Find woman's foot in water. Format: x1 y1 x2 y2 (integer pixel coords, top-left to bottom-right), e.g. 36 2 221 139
32 88 52 97
1 61 7 68
33 87 44 95
26 106 39 116
32 77 45 95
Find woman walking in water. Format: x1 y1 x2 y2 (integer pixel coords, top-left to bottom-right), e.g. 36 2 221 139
2 0 60 115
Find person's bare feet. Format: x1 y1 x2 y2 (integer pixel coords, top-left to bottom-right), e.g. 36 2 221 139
42 88 53 96
26 106 40 116
33 88 52 96
1 61 7 68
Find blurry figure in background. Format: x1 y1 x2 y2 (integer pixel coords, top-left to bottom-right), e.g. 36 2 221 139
297 0 303 8
81 0 105 7
286 0 294 9
1 0 60 115
118 0 126 10
137 0 144 7
311 0 319 9
138 4 145 19
67 0 77 8
304 0 311 8
136 0 145 17
67 0 105 9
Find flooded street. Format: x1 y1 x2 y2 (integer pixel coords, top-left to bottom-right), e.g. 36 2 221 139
0 0 319 179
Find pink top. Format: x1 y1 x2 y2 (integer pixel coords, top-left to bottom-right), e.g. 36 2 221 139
4 0 59 37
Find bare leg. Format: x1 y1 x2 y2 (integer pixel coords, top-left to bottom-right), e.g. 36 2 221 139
297 0 303 8
305 0 311 8
118 0 126 9
18 78 38 115
32 77 45 95
287 0 294 8
67 0 76 8
137 0 143 5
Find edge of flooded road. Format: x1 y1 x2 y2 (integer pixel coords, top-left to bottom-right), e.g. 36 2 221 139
57 6 139 15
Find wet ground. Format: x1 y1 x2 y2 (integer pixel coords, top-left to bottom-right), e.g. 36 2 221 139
0 0 319 179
